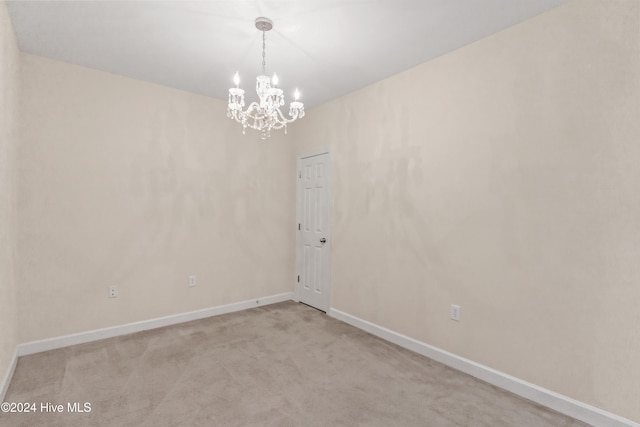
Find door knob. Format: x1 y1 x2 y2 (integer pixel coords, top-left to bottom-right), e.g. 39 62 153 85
320 238 327 244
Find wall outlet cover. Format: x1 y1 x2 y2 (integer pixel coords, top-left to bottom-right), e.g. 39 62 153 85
450 304 461 321
108 286 118 298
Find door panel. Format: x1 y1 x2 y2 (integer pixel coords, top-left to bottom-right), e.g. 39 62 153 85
296 152 331 311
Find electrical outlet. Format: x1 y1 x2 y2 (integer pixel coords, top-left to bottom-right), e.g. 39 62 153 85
450 304 461 321
188 275 196 287
108 286 118 298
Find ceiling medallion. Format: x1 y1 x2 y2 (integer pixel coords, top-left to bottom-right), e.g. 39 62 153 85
227 17 305 140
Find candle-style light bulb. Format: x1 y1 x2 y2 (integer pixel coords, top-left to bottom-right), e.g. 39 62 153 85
272 73 279 87
294 88 300 101
233 72 240 87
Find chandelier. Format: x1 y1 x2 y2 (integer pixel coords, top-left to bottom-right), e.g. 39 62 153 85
227 17 305 140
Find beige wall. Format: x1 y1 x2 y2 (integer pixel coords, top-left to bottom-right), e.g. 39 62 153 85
291 0 640 422
0 0 19 392
17 54 295 343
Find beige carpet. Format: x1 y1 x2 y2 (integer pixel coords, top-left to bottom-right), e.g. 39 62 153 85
1 301 589 426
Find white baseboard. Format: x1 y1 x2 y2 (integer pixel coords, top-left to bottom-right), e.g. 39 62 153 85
329 308 639 427
0 349 18 402
17 293 294 357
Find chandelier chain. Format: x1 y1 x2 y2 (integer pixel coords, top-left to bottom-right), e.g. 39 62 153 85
261 30 266 74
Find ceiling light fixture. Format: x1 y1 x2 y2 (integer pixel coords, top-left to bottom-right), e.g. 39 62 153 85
227 17 305 140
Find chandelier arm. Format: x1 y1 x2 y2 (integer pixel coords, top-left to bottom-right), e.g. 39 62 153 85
244 102 261 115
273 106 303 125
274 107 292 125
230 103 302 129
228 102 259 126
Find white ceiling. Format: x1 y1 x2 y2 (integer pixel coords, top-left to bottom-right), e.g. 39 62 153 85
7 0 569 108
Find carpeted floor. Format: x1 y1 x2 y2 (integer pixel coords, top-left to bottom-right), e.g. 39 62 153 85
1 301 590 426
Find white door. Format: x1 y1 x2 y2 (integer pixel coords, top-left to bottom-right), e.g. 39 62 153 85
296 151 331 312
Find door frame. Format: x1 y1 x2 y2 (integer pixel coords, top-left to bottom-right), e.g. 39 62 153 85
294 148 332 312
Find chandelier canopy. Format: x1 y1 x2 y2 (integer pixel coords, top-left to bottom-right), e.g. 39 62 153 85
227 17 305 140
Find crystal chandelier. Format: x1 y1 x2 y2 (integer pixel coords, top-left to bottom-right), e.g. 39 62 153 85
227 17 305 140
